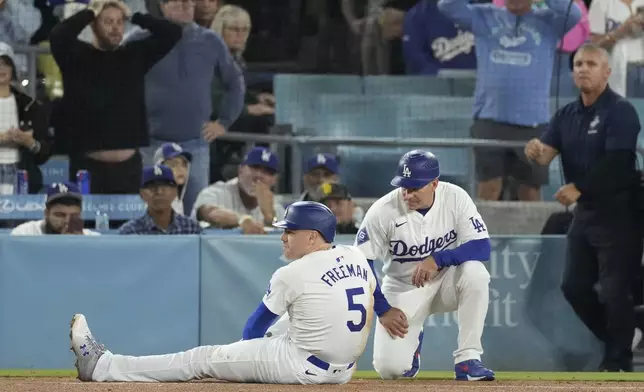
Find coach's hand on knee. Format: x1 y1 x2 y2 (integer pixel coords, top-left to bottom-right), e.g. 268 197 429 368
380 308 408 339
412 256 439 287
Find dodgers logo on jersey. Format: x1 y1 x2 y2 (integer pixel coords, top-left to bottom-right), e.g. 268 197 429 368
389 230 457 263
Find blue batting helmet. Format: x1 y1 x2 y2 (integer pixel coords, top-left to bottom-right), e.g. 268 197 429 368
273 201 337 243
390 150 440 188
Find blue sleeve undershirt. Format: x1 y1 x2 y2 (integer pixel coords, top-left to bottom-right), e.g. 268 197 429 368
242 302 279 340
432 238 491 268
367 259 392 318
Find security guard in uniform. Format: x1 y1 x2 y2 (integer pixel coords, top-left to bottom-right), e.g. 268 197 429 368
525 43 643 372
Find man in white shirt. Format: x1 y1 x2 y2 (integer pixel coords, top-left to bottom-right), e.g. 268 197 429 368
192 146 286 234
589 0 644 96
11 182 100 235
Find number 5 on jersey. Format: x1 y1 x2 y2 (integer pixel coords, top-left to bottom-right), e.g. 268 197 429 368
346 287 367 332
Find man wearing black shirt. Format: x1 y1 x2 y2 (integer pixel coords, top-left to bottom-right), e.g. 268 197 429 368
50 0 182 194
525 43 643 372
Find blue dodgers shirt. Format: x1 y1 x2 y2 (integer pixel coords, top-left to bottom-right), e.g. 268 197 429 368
438 0 582 127
403 0 477 75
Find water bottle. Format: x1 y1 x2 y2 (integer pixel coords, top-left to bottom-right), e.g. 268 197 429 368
95 211 110 233
76 170 91 194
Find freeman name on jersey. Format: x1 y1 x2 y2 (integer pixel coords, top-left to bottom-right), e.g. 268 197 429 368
321 262 369 287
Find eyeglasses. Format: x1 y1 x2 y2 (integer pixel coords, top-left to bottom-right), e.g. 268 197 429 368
225 25 250 34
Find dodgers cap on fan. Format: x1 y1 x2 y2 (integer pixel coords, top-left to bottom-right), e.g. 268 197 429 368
242 147 279 172
391 149 440 188
273 201 337 243
141 164 177 187
46 182 82 206
153 143 192 165
306 153 339 174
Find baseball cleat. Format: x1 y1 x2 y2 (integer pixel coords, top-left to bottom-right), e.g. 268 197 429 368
454 359 495 381
69 313 105 382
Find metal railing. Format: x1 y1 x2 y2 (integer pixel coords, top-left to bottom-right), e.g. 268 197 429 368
13 45 50 98
216 132 527 197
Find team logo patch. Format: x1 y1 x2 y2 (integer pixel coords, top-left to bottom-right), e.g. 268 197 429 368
356 227 370 245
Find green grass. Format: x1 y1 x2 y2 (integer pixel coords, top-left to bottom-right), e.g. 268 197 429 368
2 369 644 382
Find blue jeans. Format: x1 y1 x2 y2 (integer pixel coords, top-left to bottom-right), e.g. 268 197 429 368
140 138 209 217
627 64 644 98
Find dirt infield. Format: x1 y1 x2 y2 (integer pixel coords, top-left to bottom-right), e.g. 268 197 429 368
2 378 644 392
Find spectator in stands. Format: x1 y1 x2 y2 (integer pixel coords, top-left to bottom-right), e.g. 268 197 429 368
49 0 183 194
209 4 275 184
11 182 100 235
493 0 589 56
390 0 477 75
192 146 285 235
119 165 203 234
127 0 245 217
588 0 644 97
438 0 582 201
195 0 219 27
300 153 340 201
341 0 390 74
0 43 53 194
313 182 360 235
0 0 42 77
153 142 192 215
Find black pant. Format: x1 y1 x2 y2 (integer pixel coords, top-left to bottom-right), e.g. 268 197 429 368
69 151 142 194
561 205 643 370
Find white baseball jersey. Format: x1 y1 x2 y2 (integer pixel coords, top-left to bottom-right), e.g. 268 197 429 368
191 177 286 223
263 244 376 365
90 244 376 384
355 182 489 281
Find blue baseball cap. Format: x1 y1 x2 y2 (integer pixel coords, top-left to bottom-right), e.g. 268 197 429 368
153 143 192 165
141 165 177 187
306 153 339 174
242 147 279 173
46 182 82 206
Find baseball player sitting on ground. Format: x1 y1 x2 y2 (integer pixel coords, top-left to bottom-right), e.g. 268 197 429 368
69 201 376 384
355 149 494 381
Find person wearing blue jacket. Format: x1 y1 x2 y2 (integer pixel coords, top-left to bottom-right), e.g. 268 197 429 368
402 0 476 75
438 0 581 202
125 0 245 215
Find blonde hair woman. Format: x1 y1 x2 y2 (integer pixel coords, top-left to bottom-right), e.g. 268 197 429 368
211 5 252 62
208 4 276 183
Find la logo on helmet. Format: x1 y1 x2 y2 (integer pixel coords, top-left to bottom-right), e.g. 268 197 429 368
402 165 412 178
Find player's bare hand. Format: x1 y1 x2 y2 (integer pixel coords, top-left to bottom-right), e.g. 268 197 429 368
240 218 266 235
524 138 545 161
380 307 408 339
412 256 439 287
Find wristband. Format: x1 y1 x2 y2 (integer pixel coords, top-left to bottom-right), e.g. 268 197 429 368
238 214 252 227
